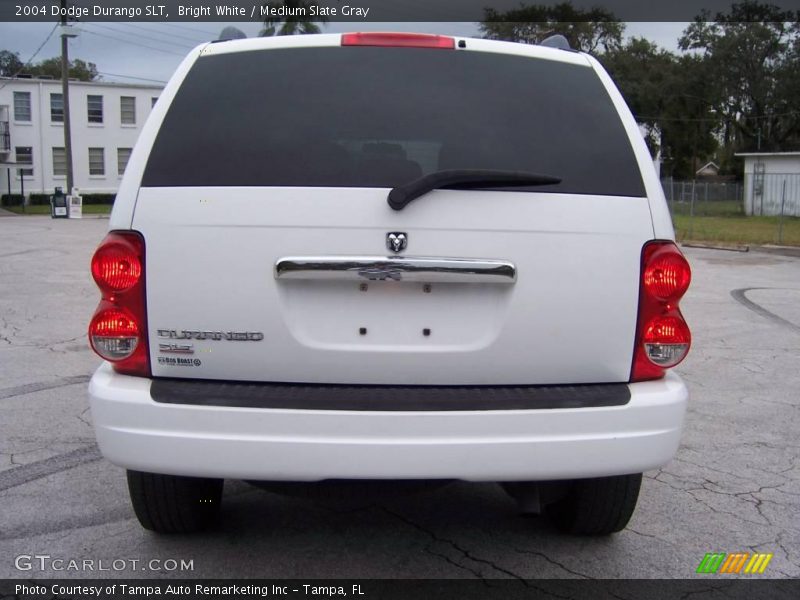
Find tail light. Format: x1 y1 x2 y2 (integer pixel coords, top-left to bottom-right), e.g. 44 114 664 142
88 231 149 376
631 241 691 382
341 32 455 49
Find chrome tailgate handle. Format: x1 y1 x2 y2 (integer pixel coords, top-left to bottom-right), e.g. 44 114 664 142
274 256 516 283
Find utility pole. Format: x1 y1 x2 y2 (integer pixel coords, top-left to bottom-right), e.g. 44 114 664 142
60 0 76 195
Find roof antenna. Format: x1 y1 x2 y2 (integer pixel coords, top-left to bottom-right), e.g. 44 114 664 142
540 34 570 50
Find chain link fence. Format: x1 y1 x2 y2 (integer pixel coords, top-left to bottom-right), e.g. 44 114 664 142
661 174 800 246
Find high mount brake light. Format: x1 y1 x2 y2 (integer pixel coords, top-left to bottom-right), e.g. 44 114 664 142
341 32 456 49
88 231 149 377
631 241 692 382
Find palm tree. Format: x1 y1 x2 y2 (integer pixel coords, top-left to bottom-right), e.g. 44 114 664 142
260 1 329 36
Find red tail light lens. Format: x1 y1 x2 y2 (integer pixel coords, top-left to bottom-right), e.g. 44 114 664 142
631 241 692 382
342 32 455 49
89 308 139 360
643 316 691 367
643 247 691 301
91 239 142 292
88 232 149 377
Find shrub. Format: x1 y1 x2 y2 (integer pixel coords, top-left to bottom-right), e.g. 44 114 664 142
80 193 116 205
0 194 24 207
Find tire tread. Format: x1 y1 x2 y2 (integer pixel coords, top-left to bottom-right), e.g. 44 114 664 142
126 470 223 534
551 473 642 535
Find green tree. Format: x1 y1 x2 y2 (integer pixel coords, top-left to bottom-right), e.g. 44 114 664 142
659 55 722 178
261 0 328 36
679 0 800 153
27 57 98 81
480 2 624 54
0 50 24 77
601 39 722 177
601 38 675 155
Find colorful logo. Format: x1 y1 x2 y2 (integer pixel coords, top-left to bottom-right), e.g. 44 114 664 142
697 552 773 574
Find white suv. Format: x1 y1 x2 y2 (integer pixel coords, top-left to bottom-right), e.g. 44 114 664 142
87 32 691 535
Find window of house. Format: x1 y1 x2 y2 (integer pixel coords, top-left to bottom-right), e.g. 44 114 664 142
52 147 66 176
13 92 31 122
117 147 132 175
87 95 103 123
16 146 33 176
88 147 105 175
120 96 136 125
50 93 64 123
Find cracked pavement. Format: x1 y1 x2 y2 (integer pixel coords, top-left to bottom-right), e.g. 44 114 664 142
0 217 798 579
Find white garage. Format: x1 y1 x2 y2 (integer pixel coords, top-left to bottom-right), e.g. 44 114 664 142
736 151 800 217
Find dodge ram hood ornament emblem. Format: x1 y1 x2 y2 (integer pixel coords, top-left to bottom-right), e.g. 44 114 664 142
387 232 407 253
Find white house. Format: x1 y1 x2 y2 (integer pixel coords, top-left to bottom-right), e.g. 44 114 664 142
0 77 163 197
736 151 800 217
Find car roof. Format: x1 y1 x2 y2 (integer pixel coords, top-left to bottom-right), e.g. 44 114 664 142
198 32 592 68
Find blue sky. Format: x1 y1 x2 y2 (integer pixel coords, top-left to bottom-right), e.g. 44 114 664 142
0 21 689 85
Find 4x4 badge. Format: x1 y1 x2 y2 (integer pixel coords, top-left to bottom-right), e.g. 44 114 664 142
387 232 407 253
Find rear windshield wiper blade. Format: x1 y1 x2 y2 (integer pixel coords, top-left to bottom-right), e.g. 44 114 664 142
387 169 562 211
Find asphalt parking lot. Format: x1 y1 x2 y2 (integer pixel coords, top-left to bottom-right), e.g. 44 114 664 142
0 215 798 580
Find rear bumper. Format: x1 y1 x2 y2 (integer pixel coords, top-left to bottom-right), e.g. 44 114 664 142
88 363 688 481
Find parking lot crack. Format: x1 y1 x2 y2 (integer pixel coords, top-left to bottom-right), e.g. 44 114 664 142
422 545 486 579
647 474 772 526
684 488 771 526
77 407 92 428
626 528 672 545
379 507 529 583
673 456 768 483
776 533 800 571
510 546 591 579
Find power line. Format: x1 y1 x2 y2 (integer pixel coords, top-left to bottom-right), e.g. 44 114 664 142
634 109 800 123
160 22 222 37
0 24 59 91
80 28 187 56
113 22 212 45
96 71 167 84
85 23 195 51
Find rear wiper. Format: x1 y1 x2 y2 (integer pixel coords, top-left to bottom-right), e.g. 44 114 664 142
387 169 561 211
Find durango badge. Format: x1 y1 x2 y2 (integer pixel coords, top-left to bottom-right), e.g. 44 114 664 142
157 329 264 341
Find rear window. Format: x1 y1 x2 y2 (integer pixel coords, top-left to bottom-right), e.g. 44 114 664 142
142 46 645 197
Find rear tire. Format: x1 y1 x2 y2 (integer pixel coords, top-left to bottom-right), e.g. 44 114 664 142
548 473 642 535
127 470 223 534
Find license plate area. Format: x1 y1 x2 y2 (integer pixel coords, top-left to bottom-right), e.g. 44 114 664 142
275 280 512 351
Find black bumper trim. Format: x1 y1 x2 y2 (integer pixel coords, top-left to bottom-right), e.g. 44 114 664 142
150 379 631 411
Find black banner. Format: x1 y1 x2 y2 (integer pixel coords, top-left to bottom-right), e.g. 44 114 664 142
2 0 800 23
1 580 800 600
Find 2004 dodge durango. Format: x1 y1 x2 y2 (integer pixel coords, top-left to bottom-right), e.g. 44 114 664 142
87 32 692 535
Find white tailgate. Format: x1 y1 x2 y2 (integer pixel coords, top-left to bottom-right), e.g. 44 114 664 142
134 187 652 385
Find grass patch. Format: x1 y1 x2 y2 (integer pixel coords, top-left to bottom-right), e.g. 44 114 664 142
4 204 112 215
668 199 745 218
673 214 800 246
